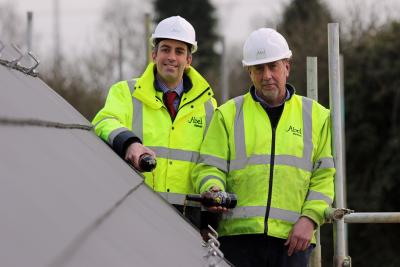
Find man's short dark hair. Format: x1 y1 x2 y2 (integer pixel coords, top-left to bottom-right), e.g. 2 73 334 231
153 38 192 57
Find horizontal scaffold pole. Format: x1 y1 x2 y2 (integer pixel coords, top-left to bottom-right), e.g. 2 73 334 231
344 213 400 223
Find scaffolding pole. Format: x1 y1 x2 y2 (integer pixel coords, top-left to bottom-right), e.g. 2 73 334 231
53 0 61 73
118 37 123 81
307 57 318 100
307 57 321 267
339 54 349 258
220 36 228 103
344 213 400 223
145 13 152 65
328 23 350 267
325 207 400 223
26 11 33 51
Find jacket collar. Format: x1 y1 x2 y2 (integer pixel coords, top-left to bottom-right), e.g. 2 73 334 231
153 70 193 94
133 63 213 108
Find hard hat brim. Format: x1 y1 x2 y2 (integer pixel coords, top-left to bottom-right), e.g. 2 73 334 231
242 51 292 66
150 35 198 53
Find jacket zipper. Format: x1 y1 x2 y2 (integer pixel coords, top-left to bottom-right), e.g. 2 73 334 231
156 87 211 123
178 87 211 111
156 87 210 109
264 126 276 234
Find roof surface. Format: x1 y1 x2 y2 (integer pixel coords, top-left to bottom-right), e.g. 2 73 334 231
0 47 229 267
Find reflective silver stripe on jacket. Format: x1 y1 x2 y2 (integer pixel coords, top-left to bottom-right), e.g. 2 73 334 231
204 99 214 137
93 116 118 130
223 206 300 224
302 97 314 168
108 127 129 146
229 96 315 172
233 96 247 167
148 146 200 163
128 79 137 94
158 192 201 207
229 155 314 171
128 79 144 141
197 150 228 190
306 190 333 205
314 157 335 170
198 175 226 191
199 154 229 172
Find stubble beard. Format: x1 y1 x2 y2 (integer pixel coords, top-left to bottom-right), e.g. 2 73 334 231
260 87 280 106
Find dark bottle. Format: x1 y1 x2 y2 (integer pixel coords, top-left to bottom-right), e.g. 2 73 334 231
139 154 157 172
186 191 237 209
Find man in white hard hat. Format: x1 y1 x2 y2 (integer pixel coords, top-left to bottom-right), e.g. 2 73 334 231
192 28 335 266
93 16 217 233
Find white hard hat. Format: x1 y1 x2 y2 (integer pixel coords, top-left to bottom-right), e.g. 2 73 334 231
150 16 198 53
242 28 292 66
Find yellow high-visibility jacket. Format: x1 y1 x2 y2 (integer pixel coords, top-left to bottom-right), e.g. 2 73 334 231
93 63 217 205
192 85 335 242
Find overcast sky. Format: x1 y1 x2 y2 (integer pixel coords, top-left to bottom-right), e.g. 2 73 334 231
1 0 399 63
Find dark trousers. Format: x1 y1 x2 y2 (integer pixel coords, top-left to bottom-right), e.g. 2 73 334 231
173 205 219 230
219 234 313 267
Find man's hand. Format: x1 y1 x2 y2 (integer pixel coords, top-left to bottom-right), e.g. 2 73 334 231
284 216 315 256
125 143 156 171
205 186 229 213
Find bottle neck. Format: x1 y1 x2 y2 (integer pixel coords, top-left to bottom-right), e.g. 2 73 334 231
186 194 203 202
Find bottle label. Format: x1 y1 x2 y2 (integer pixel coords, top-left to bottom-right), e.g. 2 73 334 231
213 191 228 206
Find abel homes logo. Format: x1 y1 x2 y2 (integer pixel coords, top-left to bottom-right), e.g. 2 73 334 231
256 48 266 59
188 116 203 128
286 125 302 137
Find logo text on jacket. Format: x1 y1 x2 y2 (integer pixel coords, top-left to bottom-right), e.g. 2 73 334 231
188 116 203 128
286 125 302 137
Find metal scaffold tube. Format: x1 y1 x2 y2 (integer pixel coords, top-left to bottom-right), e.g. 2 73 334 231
27 11 33 51
220 36 229 103
306 57 321 267
344 213 400 223
145 13 152 65
118 37 123 81
328 23 350 267
307 57 318 100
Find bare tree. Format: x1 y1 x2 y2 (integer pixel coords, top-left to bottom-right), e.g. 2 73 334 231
41 0 152 120
79 0 152 93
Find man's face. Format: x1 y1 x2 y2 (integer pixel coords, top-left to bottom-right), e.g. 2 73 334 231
248 59 290 106
152 39 192 88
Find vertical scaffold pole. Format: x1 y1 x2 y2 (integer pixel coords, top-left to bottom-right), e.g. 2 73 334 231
307 57 321 267
307 57 318 100
340 54 349 256
328 23 350 267
118 37 123 81
220 36 229 103
145 13 152 65
27 11 33 51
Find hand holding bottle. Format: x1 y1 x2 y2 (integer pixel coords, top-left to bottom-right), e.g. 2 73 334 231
186 186 237 213
125 142 156 172
139 153 157 172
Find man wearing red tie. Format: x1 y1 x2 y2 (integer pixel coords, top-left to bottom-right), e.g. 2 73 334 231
92 16 217 231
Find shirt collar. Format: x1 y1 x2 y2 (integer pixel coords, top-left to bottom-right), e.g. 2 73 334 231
253 87 290 108
155 74 184 97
